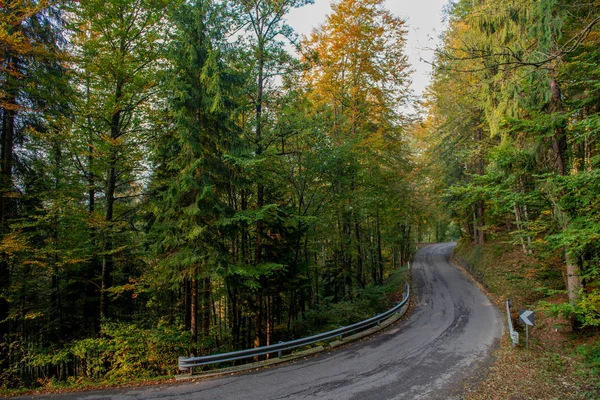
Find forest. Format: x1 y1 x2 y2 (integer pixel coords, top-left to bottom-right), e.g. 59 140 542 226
1 0 600 392
422 0 600 332
0 0 426 388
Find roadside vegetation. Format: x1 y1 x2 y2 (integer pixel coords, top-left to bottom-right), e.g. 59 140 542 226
419 0 600 398
3 0 600 396
455 240 600 399
420 0 600 360
421 0 600 333
0 268 408 397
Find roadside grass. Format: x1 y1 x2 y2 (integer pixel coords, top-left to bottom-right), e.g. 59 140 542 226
454 239 600 399
0 375 177 398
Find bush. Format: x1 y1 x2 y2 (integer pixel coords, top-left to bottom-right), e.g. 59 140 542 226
539 289 600 328
576 290 600 328
28 323 193 385
294 268 407 336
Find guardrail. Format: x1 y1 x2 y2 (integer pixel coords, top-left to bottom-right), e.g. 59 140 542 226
179 282 410 372
506 299 519 346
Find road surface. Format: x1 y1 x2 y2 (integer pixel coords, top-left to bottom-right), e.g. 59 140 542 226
35 242 504 400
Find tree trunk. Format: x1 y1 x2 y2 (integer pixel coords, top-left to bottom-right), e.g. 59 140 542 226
376 208 384 285
51 144 64 334
100 76 122 321
226 282 239 348
472 208 478 244
190 274 198 354
266 295 271 349
354 216 364 288
565 249 582 329
203 276 211 338
0 104 15 368
255 39 265 267
514 204 527 254
548 77 582 329
477 200 485 244
100 155 116 321
548 78 567 176
253 292 262 352
184 278 191 332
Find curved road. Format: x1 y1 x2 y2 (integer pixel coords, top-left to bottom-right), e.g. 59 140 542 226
40 243 504 400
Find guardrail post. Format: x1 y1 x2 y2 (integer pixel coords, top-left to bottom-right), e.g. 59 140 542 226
178 356 188 372
278 341 283 358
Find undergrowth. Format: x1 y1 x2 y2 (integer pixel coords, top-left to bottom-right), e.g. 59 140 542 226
295 267 408 336
456 239 600 399
0 268 409 396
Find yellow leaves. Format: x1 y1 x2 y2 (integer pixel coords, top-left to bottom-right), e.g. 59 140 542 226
0 231 29 256
0 0 51 57
24 311 43 320
303 0 409 142
99 133 125 148
23 260 48 268
358 128 388 153
58 258 90 267
107 278 140 299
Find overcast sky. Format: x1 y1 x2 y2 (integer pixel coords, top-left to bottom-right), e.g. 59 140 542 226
286 0 449 98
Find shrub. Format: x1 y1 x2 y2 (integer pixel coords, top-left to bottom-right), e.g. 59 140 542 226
28 323 193 385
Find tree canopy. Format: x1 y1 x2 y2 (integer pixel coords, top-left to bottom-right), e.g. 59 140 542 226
2 0 599 390
424 0 600 329
0 0 420 387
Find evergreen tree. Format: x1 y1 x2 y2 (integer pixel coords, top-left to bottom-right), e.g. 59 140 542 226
427 0 600 329
303 0 412 290
0 0 69 381
147 0 241 350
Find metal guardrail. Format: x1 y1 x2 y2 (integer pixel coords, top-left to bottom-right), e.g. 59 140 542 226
179 282 410 371
506 299 519 346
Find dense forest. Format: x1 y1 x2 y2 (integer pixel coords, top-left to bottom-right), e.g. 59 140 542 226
2 0 600 391
0 0 430 387
422 0 600 330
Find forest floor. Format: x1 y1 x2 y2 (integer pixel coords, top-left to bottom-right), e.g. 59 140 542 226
454 240 600 400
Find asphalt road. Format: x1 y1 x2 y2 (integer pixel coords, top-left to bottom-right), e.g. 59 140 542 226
35 242 504 400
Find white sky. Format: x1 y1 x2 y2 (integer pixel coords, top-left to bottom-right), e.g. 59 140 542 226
286 0 449 98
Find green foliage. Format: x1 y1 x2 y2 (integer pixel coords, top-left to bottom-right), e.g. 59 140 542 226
28 323 192 382
1 0 418 390
297 268 407 335
577 341 600 378
426 0 600 329
539 300 576 321
575 290 600 328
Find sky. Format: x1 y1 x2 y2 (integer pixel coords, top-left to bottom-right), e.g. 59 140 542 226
286 0 450 98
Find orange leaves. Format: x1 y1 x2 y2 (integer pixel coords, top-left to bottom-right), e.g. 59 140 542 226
302 0 410 141
0 1 51 59
0 231 28 257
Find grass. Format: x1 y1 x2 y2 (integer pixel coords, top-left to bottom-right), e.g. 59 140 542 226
0 375 177 398
454 239 600 400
